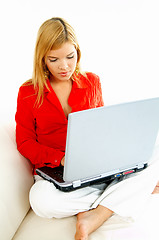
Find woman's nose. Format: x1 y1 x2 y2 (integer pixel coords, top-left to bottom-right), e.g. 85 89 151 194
58 60 68 70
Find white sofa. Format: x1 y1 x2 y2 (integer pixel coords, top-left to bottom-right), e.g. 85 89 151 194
1 119 159 240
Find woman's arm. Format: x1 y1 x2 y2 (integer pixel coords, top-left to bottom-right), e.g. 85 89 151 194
15 86 65 170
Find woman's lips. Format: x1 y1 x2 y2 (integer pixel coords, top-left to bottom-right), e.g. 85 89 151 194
59 72 68 77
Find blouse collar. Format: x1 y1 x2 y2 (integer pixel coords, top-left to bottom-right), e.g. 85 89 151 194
44 73 88 93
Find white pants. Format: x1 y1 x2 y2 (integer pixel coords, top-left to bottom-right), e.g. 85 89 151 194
29 143 159 221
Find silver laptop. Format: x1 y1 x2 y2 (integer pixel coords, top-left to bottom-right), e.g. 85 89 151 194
36 97 159 191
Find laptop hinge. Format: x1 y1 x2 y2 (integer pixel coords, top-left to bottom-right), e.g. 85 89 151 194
73 180 81 188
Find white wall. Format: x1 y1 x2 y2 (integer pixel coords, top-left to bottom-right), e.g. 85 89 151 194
0 0 159 122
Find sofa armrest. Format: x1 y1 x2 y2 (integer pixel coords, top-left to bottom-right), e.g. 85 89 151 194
0 122 34 240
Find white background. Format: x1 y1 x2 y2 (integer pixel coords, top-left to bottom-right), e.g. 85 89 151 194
0 0 159 122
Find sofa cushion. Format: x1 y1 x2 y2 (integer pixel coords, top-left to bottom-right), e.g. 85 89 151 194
0 121 34 240
12 209 131 240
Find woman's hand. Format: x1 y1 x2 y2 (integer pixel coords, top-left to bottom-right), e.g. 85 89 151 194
61 156 65 166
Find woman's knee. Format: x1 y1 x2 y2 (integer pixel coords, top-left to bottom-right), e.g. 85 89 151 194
29 180 64 218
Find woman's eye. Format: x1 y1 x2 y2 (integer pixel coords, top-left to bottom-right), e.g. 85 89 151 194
49 59 57 62
67 55 74 59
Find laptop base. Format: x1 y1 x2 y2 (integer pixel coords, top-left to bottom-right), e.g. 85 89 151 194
36 164 147 192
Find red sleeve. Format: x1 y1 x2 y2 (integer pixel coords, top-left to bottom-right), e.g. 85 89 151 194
15 86 64 171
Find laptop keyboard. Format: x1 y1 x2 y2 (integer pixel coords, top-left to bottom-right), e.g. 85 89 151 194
46 166 64 183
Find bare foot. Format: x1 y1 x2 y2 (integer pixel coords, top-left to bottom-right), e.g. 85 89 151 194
152 181 159 194
75 205 113 240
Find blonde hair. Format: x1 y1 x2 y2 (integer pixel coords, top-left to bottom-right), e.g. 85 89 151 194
28 17 81 106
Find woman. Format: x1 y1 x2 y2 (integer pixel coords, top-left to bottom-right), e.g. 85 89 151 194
15 17 159 240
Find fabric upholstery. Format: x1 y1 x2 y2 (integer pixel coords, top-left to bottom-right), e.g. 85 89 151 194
0 121 34 240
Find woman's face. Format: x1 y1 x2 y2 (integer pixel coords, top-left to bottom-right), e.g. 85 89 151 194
46 42 78 82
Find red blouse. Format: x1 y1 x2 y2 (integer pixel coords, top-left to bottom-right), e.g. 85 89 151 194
15 72 104 174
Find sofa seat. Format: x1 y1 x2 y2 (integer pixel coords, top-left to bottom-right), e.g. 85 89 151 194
12 208 133 240
13 209 77 240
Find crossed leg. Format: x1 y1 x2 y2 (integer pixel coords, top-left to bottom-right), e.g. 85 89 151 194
75 181 159 240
